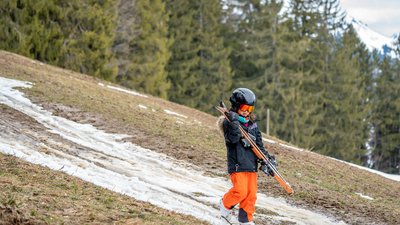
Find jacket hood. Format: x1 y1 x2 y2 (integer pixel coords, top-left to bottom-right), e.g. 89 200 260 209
217 116 225 136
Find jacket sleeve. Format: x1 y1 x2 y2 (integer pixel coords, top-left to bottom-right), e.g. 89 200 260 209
223 119 242 144
255 125 271 158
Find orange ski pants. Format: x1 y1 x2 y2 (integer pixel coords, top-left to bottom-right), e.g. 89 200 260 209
222 172 257 223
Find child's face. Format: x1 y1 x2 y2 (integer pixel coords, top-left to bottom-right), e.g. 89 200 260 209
238 109 250 117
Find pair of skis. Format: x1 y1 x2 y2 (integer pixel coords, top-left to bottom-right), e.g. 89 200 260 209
216 102 293 195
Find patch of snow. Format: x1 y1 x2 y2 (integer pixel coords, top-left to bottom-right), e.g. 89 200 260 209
355 192 374 201
98 82 105 87
261 134 399 182
263 138 276 144
0 76 346 225
328 156 400 182
164 109 188 119
280 143 304 152
138 104 147 109
106 85 148 98
194 119 202 125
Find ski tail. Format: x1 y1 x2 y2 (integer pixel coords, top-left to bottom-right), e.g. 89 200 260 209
273 172 294 194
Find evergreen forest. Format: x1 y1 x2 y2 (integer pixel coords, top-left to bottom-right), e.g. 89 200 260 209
1 0 399 174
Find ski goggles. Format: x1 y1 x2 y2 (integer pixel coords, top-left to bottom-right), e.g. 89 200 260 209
239 104 254 113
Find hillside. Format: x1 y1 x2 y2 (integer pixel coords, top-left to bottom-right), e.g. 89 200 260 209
0 50 399 224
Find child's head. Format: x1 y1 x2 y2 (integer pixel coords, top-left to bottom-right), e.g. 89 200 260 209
229 88 256 111
229 88 256 123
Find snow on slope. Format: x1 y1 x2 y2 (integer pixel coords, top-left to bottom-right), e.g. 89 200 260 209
263 138 400 182
328 156 400 182
281 0 397 57
0 76 347 225
347 15 396 58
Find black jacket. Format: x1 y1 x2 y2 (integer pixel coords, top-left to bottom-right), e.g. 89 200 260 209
223 117 269 174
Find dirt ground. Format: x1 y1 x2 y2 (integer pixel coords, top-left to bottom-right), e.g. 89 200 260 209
0 104 209 225
0 50 399 224
20 98 399 225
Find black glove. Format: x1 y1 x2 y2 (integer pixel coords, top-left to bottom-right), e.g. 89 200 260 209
227 111 239 122
259 160 274 177
241 138 251 148
268 155 277 168
259 155 277 177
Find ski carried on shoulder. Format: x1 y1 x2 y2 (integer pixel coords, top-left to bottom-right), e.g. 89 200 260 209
216 101 294 195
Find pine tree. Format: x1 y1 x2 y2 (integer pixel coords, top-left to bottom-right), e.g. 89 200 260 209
371 56 400 173
287 0 360 157
223 0 293 136
115 0 171 99
0 0 65 64
357 45 379 168
113 0 136 87
269 15 312 145
0 1 21 51
61 0 118 80
0 0 118 81
282 0 326 149
166 0 232 112
323 25 371 161
395 33 400 55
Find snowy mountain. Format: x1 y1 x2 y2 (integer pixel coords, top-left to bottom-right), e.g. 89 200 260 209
281 0 397 58
346 15 397 58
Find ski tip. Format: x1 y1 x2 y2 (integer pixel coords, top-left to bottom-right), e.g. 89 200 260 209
219 100 227 109
286 186 294 195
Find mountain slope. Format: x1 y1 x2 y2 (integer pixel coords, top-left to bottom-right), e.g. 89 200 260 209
347 15 397 58
0 50 399 224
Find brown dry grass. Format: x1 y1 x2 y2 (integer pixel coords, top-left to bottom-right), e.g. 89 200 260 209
0 154 208 225
0 50 399 224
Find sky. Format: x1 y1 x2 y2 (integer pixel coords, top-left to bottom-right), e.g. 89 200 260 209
340 0 400 38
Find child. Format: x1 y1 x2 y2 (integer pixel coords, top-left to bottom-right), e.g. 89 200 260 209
218 88 276 225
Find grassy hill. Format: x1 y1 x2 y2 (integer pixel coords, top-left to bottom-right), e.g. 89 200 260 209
0 50 399 224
